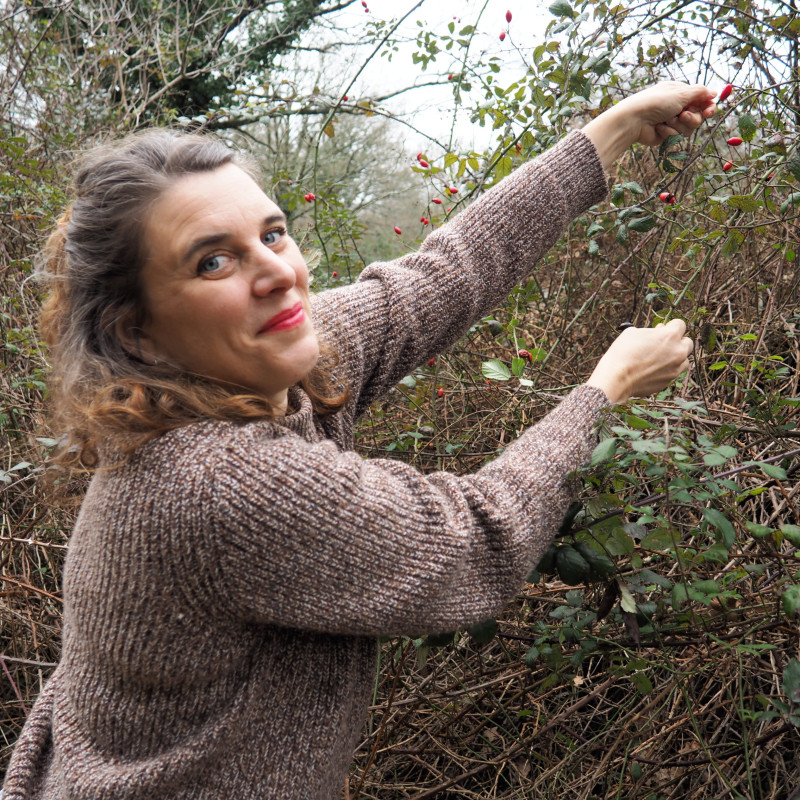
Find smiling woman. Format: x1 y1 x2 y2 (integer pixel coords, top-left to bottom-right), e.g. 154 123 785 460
125 164 320 412
37 133 348 466
3 83 708 800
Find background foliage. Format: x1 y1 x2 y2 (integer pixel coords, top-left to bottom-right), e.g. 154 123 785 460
1 0 799 796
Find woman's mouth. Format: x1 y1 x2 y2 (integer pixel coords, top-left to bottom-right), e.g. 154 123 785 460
259 302 305 334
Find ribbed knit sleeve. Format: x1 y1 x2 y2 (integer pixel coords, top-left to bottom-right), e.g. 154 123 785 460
199 384 608 637
311 130 607 415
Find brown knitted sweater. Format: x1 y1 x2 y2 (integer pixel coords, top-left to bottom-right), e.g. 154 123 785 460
3 131 609 799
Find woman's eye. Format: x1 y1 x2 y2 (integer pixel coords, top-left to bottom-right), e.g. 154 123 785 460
197 254 231 275
262 229 284 246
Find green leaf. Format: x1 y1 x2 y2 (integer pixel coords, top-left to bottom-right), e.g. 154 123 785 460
758 462 788 480
591 437 617 465
782 586 800 619
703 507 736 547
511 357 526 377
588 240 599 255
399 375 417 388
627 215 656 233
586 222 604 237
727 194 760 212
618 582 637 613
783 658 800 704
703 543 730 563
548 1 575 18
640 528 674 551
787 155 800 182
738 113 757 142
481 359 511 381
781 524 800 548
745 521 774 539
721 230 744 257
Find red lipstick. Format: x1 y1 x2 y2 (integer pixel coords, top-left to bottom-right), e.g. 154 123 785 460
260 302 305 334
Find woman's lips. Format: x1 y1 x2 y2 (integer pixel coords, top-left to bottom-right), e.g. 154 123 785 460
260 302 305 334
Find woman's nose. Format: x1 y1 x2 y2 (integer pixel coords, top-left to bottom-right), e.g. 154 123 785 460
250 247 296 296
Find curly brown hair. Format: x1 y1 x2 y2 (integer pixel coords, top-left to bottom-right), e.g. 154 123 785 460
39 129 348 467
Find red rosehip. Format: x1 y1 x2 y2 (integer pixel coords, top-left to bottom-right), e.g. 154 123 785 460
361 1 367 5
418 159 430 168
506 10 512 22
518 349 532 361
420 217 429 225
448 74 453 81
394 226 402 234
723 161 733 172
719 84 733 102
304 193 316 202
447 187 458 194
342 95 348 101
432 198 443 205
332 271 338 277
727 136 743 146
499 31 506 41
428 358 435 367
658 191 671 202
437 388 444 397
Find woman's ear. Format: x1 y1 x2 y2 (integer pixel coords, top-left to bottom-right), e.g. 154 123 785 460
110 309 159 365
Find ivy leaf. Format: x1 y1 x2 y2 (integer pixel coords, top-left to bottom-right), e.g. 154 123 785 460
481 359 511 381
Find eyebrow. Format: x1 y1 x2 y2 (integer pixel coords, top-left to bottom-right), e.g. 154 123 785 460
181 213 288 264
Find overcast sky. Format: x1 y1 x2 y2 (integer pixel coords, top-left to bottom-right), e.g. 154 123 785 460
306 0 554 152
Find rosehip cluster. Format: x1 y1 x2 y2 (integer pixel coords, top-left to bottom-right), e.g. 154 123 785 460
420 217 429 226
304 193 315 202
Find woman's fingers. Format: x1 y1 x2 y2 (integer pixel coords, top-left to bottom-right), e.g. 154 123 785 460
587 319 694 404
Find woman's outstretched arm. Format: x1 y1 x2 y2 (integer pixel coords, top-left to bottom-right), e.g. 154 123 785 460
312 82 713 415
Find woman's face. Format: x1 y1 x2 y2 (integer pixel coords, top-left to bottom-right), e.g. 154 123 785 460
135 163 319 413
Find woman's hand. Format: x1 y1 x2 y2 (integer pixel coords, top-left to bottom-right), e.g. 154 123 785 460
583 82 716 170
586 319 694 405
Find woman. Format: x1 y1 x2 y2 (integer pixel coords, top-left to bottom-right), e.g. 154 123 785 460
3 82 713 799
